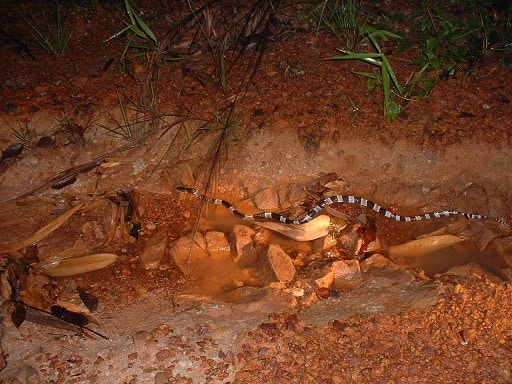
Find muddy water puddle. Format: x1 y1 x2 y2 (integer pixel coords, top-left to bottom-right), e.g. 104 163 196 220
406 241 510 279
180 198 510 298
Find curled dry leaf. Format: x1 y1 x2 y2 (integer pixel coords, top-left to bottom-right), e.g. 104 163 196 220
42 253 118 277
255 215 331 241
0 202 84 254
389 235 465 261
33 255 62 271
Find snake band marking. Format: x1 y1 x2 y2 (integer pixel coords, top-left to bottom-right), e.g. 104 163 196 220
177 187 510 227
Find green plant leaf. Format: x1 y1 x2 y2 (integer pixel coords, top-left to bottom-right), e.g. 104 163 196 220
104 25 131 43
132 9 157 42
386 101 401 121
329 51 383 66
124 0 136 25
329 51 382 59
352 71 381 81
382 63 390 114
381 54 403 95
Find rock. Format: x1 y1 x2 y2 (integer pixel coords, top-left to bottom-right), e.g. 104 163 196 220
493 236 512 267
132 330 159 370
13 364 40 384
501 268 512 281
313 266 334 288
493 236 512 281
37 237 91 263
132 330 152 354
0 340 5 373
390 184 426 209
336 224 363 258
331 260 362 290
253 182 306 216
262 244 296 282
360 253 394 272
365 266 417 288
169 233 208 275
457 183 489 215
154 371 169 384
471 221 501 251
277 183 305 210
232 225 258 267
312 233 337 254
253 187 280 211
140 233 168 269
170 231 233 275
205 231 231 261
444 262 502 283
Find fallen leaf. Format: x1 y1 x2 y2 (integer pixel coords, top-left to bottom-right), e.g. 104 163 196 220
42 253 118 276
0 202 84 253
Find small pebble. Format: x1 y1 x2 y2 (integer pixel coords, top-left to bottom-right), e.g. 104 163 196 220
156 348 171 361
154 371 169 384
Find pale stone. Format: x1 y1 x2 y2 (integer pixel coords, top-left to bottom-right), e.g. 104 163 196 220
277 183 305 210
360 253 393 272
169 233 208 275
263 244 296 282
232 225 258 267
140 233 168 269
312 234 337 254
205 231 231 261
253 187 280 211
444 262 502 283
332 259 362 290
313 266 334 288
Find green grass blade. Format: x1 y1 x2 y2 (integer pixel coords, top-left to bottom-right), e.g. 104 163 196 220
132 10 156 42
381 63 391 116
381 55 403 95
104 25 131 43
352 71 381 81
124 0 137 26
329 51 382 59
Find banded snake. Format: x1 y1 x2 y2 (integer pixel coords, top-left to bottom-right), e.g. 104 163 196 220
177 187 510 227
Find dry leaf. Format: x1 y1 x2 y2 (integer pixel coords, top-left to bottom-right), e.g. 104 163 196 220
0 202 84 253
255 215 332 241
42 253 118 276
389 235 465 261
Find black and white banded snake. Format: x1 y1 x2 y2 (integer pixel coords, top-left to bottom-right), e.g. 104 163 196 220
177 187 511 228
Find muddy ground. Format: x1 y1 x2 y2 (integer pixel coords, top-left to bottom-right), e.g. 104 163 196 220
0 1 511 383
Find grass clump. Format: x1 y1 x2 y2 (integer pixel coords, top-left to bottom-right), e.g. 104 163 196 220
328 26 405 121
310 0 366 49
104 0 157 62
16 0 72 56
101 90 150 145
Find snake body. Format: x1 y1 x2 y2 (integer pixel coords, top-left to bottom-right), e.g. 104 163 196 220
177 187 510 227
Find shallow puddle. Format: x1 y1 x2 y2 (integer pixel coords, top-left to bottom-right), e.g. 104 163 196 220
406 241 510 279
184 199 510 295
